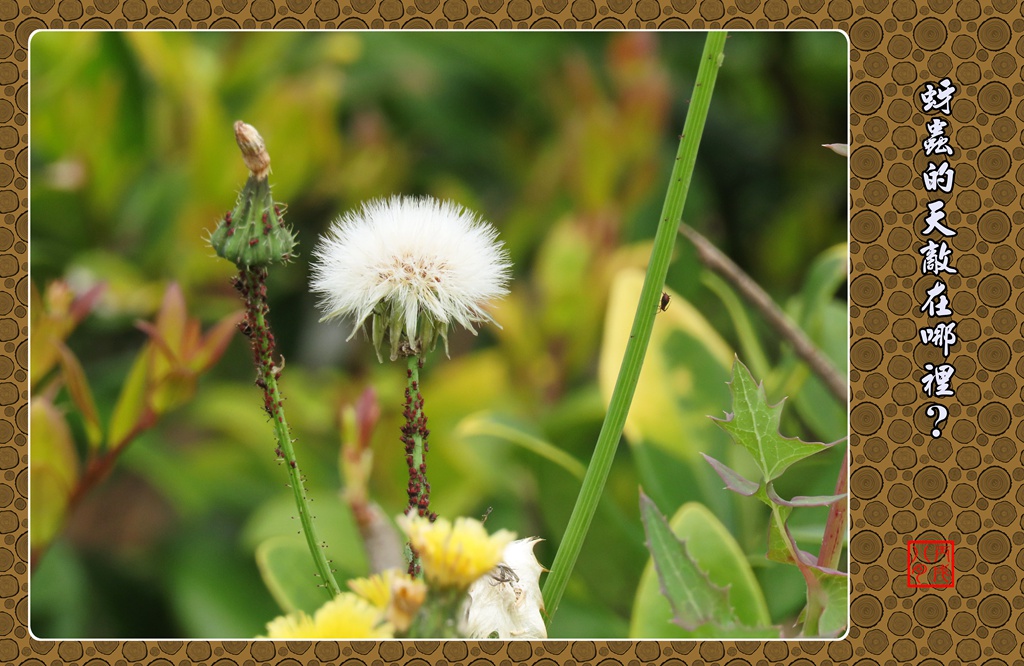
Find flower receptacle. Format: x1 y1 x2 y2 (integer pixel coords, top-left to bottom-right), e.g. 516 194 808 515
209 174 297 267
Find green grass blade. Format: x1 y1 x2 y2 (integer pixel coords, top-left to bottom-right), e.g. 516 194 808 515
541 31 729 620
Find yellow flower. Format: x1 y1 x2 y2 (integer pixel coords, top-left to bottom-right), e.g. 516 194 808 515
397 512 516 590
348 570 398 609
263 593 394 639
349 568 428 632
389 574 428 631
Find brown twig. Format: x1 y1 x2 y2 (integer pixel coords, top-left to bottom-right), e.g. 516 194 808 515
679 223 847 404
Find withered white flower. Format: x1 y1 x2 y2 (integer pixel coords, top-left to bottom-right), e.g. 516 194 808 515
461 537 547 639
310 195 512 361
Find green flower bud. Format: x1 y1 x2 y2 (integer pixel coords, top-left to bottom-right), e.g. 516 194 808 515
209 122 297 267
209 175 297 266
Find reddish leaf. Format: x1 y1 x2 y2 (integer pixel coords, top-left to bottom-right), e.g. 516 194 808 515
191 310 244 373
68 283 106 324
355 387 380 451
702 453 759 496
31 280 105 386
766 483 846 508
182 317 201 360
55 343 103 450
155 283 188 356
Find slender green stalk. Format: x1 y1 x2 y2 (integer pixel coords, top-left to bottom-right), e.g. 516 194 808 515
407 355 426 476
212 122 338 598
401 354 434 575
542 32 728 619
241 268 342 597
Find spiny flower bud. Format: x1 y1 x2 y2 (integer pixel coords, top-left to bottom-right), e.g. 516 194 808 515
209 121 297 267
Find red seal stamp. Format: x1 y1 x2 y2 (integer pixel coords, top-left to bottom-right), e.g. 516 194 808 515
907 540 954 588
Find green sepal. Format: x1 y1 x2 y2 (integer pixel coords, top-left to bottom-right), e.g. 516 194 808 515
209 175 297 267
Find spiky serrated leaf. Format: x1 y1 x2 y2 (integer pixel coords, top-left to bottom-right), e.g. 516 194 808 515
712 358 830 482
630 501 774 638
639 492 740 631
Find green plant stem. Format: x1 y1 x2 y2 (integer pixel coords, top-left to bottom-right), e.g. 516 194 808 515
241 268 342 597
541 31 728 620
768 503 821 635
408 355 425 477
402 354 434 576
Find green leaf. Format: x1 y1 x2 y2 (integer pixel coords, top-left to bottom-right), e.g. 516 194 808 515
599 268 734 460
106 347 154 449
546 596 631 639
636 493 773 637
763 504 795 564
632 502 772 640
712 358 829 482
455 411 586 481
808 568 848 637
151 282 188 359
169 535 281 638
791 301 848 441
792 243 847 331
255 536 334 616
640 492 735 630
700 271 771 381
244 491 369 609
633 440 734 525
30 397 80 550
786 243 848 441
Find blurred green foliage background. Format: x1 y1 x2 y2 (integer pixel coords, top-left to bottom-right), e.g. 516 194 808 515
30 31 847 638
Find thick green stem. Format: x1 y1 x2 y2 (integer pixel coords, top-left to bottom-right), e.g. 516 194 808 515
241 268 341 597
541 31 728 620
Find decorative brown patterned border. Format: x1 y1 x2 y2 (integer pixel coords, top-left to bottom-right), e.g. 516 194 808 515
15 0 1020 664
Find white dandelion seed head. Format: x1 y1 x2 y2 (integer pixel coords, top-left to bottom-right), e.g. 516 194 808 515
310 195 512 361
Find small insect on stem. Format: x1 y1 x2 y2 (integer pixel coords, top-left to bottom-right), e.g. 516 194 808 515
658 291 671 313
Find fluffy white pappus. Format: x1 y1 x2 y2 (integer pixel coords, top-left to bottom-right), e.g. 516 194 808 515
310 196 512 345
461 537 547 639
